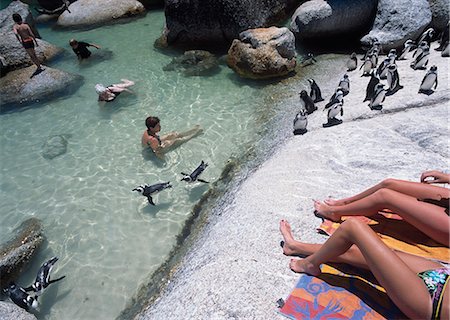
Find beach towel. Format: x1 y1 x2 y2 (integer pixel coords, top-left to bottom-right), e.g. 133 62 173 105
317 210 450 263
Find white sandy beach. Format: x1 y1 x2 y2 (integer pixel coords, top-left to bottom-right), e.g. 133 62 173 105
138 46 450 319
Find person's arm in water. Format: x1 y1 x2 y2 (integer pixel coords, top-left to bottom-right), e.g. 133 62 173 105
420 170 450 184
88 43 101 50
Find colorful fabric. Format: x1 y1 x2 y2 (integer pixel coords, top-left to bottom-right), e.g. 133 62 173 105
418 268 450 319
279 264 404 319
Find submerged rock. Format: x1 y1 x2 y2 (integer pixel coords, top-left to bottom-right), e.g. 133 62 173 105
0 218 44 290
227 27 296 79
56 0 145 29
0 302 37 320
0 65 83 110
42 135 69 159
163 50 219 76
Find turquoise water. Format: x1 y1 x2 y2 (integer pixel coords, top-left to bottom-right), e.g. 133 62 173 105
0 10 278 320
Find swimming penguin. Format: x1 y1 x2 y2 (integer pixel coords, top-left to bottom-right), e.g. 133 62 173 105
376 58 391 79
398 39 416 60
338 74 350 96
3 283 39 312
299 90 317 114
300 53 317 67
417 28 434 46
360 56 373 76
386 64 403 95
307 79 324 103
346 52 358 71
436 22 449 51
413 41 429 58
418 65 438 95
410 45 430 70
24 257 65 296
323 96 343 128
132 182 172 205
369 83 386 110
363 70 380 102
181 161 209 183
293 109 308 135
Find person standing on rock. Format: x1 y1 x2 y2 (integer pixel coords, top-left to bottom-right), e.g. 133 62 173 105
12 13 43 72
69 39 101 60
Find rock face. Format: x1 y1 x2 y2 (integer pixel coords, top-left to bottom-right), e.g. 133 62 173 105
0 302 37 320
0 66 83 110
162 0 299 48
0 33 63 76
0 1 40 38
290 0 377 41
227 27 296 79
0 218 43 290
56 0 145 28
42 135 69 159
428 0 449 32
361 0 432 51
163 50 219 76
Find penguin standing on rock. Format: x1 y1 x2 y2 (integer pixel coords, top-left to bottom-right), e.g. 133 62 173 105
413 41 429 58
293 109 308 135
300 53 317 67
387 49 397 64
299 90 317 114
411 45 430 70
398 39 416 60
386 64 403 95
376 58 391 79
360 56 373 76
417 28 435 46
346 52 358 71
24 257 65 296
419 65 438 95
338 74 350 96
307 79 324 103
369 83 386 110
3 283 39 312
363 70 380 102
323 89 344 127
132 182 172 205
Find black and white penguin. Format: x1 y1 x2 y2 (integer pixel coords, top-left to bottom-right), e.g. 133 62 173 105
369 83 386 110
387 48 397 64
24 257 65 296
338 74 350 96
398 39 416 60
417 28 435 46
376 58 391 79
299 90 317 114
346 52 358 71
363 70 380 102
410 45 430 70
370 50 379 69
300 53 317 67
181 161 209 183
419 65 438 95
325 88 344 110
293 109 308 135
360 56 373 76
3 283 39 312
386 64 403 95
132 182 172 205
413 41 429 58
436 22 449 51
323 95 343 128
307 79 324 103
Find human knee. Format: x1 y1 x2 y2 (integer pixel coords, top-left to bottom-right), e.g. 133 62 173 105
373 188 395 202
380 178 399 189
340 218 367 233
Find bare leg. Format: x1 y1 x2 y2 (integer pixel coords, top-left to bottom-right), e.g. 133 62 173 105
314 189 450 245
113 79 135 88
325 178 448 206
288 219 434 320
26 48 41 69
161 125 203 149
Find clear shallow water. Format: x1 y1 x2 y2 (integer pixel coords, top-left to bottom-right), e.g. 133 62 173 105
0 10 277 320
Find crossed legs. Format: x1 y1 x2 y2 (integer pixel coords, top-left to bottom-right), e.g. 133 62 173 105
161 125 203 149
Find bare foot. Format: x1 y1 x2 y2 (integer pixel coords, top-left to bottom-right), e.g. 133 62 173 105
289 258 321 275
314 200 341 222
324 198 345 206
279 220 297 256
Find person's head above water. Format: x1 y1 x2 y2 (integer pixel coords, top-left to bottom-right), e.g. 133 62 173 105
146 116 160 132
12 13 22 23
69 39 78 48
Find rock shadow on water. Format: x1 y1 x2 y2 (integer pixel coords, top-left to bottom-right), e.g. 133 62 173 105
226 70 296 89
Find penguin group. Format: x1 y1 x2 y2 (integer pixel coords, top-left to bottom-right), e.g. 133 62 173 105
3 257 65 312
293 24 447 135
133 161 210 205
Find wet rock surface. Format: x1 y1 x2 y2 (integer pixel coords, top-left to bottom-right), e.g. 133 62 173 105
0 302 37 320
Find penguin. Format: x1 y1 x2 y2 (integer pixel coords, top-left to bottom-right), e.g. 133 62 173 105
387 48 397 64
386 64 403 95
337 74 350 96
418 65 438 95
132 182 172 205
417 28 434 46
325 88 344 110
181 161 209 183
370 50 379 69
307 79 324 102
398 39 416 60
376 58 391 79
293 109 308 135
299 90 317 114
24 257 65 296
346 52 358 71
410 45 430 70
323 98 343 128
363 70 380 102
436 22 449 51
360 56 373 76
413 41 429 58
369 83 386 110
300 53 317 67
3 283 39 312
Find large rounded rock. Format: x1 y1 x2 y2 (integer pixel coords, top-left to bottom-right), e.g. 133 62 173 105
0 218 43 290
428 0 449 32
0 32 63 76
56 0 145 29
227 27 296 79
361 0 432 51
0 1 40 38
162 0 299 49
290 0 377 41
0 66 83 110
0 302 37 320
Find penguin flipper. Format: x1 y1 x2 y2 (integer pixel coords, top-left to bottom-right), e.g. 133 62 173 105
48 275 66 285
23 286 33 292
197 179 209 183
147 196 155 206
180 172 189 176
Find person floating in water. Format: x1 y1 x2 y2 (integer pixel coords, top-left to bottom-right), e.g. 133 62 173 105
95 79 135 102
69 39 101 60
142 116 203 159
12 13 43 72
